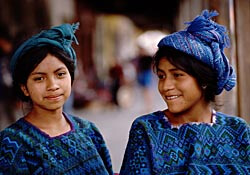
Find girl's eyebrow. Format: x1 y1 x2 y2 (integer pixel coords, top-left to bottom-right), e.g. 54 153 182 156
54 67 67 73
156 68 164 72
157 67 179 72
169 68 180 72
30 72 46 76
30 67 67 75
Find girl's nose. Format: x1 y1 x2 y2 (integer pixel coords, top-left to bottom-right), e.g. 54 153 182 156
162 78 175 91
46 77 59 91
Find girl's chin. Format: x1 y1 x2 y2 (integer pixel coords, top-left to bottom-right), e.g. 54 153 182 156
166 106 186 115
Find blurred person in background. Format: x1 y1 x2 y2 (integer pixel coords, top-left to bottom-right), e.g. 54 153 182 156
0 23 113 174
0 25 16 129
120 10 249 174
108 61 124 107
133 46 154 113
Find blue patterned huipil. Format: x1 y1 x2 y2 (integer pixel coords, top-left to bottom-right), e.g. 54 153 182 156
120 111 250 174
0 113 113 175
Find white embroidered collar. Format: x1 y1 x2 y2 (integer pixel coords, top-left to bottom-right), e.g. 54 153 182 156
163 109 217 129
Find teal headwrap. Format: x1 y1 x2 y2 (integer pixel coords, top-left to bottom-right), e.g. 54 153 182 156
158 10 236 95
10 22 79 75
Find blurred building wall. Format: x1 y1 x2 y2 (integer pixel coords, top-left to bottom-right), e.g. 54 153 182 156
94 15 138 82
0 0 50 39
46 0 75 26
234 0 250 122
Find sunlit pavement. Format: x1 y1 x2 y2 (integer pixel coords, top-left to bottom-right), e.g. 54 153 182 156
73 83 166 173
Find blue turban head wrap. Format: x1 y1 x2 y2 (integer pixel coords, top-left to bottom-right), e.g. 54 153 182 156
10 22 79 76
157 10 236 95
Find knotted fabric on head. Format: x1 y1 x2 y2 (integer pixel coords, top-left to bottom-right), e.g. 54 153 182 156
158 10 236 95
10 22 79 75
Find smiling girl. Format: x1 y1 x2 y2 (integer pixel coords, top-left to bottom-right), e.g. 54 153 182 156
0 23 113 174
120 10 249 174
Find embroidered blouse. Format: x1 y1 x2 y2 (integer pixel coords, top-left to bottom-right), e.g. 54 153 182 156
0 113 113 175
120 111 250 175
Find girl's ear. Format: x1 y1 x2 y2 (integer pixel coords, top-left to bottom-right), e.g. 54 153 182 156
20 84 29 97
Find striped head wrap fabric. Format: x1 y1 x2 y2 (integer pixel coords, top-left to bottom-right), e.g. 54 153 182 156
158 10 236 95
10 22 79 76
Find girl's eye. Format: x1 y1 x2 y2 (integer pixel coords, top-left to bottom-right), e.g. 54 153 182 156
57 72 66 77
33 77 44 81
157 73 165 79
173 73 183 78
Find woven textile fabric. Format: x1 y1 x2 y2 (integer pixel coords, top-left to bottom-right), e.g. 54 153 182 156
0 113 113 175
10 23 79 74
157 10 236 95
120 111 250 175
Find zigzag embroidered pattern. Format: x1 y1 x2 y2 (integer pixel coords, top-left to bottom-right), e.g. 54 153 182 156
120 111 250 174
0 114 113 175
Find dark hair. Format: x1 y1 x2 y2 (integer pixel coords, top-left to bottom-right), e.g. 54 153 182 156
0 25 12 41
13 45 75 102
153 46 217 103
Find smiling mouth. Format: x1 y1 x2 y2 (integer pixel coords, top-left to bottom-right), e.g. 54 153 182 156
45 95 62 100
165 95 180 100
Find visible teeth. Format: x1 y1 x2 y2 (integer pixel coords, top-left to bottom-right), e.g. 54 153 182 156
166 96 179 100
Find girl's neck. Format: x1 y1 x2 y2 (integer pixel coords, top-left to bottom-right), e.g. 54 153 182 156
165 103 213 125
24 107 71 137
25 107 63 123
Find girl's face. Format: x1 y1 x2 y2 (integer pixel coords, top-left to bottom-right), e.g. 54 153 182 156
21 54 71 111
157 57 205 114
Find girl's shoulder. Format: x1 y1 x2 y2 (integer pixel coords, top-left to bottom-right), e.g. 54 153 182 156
216 112 249 127
0 119 29 166
134 111 165 124
65 113 102 134
131 111 168 131
0 118 27 141
67 114 92 127
65 113 94 128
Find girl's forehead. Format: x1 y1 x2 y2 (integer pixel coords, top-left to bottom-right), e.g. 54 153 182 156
158 58 176 69
32 54 66 72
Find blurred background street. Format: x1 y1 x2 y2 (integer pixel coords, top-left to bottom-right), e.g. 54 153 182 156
73 81 166 172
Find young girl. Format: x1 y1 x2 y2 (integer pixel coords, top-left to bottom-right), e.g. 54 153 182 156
0 23 113 174
120 10 249 174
